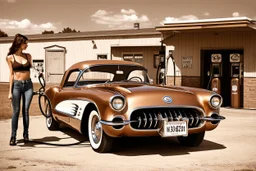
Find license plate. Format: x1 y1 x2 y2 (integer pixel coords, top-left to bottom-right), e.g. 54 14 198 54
159 120 188 137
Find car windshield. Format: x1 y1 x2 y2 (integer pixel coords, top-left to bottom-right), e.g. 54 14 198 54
77 64 149 86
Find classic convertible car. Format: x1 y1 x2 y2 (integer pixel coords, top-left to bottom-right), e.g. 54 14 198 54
44 60 225 153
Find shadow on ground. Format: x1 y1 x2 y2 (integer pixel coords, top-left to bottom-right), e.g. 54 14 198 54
113 137 226 156
17 126 226 156
17 126 89 148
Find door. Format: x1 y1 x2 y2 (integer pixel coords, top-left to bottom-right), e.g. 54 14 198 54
45 50 65 83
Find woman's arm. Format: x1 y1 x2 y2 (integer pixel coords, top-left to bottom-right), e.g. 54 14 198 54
26 53 33 68
6 55 14 99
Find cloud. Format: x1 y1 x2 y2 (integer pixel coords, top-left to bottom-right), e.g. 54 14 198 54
160 15 199 25
232 12 240 17
203 12 210 16
5 0 16 3
0 18 57 35
121 9 137 15
91 9 151 29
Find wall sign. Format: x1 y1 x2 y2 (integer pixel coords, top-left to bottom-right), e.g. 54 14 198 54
211 54 222 63
32 59 44 78
230 53 240 62
97 54 107 60
182 56 193 68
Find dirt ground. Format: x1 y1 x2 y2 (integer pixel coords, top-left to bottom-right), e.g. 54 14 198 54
0 83 256 171
0 83 52 120
0 109 255 171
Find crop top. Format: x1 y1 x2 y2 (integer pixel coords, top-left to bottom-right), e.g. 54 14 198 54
12 54 31 72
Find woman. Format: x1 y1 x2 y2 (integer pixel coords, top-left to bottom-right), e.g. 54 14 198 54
6 34 33 146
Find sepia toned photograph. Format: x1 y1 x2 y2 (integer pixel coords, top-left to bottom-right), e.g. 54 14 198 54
0 0 256 170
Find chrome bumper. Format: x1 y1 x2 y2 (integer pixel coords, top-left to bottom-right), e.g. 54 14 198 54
100 114 225 127
100 120 137 126
201 115 226 122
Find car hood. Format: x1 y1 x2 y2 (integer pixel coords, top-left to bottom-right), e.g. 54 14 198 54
104 83 193 95
93 83 205 108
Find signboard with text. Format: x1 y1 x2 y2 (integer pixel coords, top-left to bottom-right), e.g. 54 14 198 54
182 56 192 68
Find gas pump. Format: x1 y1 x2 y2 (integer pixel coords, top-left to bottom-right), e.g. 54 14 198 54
230 53 241 108
156 47 165 85
208 54 222 95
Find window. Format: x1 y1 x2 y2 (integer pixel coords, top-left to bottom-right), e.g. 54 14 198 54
123 54 133 62
134 54 143 64
64 70 80 87
78 71 114 86
123 53 143 64
154 54 160 68
33 59 44 72
97 54 107 60
127 70 148 82
32 59 44 78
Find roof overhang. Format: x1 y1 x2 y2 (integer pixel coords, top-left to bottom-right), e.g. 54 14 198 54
111 44 161 47
0 28 161 43
156 17 256 32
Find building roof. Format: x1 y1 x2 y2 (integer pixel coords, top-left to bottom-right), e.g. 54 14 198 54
156 17 256 32
0 28 161 43
1 17 255 43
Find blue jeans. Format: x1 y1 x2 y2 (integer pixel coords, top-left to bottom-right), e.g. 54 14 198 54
11 79 33 138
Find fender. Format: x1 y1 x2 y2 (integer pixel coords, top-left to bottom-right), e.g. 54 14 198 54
55 100 90 120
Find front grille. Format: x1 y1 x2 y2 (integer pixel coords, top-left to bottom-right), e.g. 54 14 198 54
130 108 203 130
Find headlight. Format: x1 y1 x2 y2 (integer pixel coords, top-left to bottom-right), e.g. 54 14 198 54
210 94 222 108
110 95 126 111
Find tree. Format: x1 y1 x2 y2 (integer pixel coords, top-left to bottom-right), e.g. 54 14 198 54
59 27 80 33
42 30 54 34
0 30 8 37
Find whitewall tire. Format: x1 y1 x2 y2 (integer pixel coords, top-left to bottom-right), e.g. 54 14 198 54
88 110 113 153
45 103 59 130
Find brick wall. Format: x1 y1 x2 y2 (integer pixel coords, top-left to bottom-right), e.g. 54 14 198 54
244 78 256 109
166 76 182 86
166 76 201 88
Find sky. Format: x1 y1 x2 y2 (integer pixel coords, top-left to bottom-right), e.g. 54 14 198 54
0 0 256 36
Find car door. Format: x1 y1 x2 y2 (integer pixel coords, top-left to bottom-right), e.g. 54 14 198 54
53 69 81 124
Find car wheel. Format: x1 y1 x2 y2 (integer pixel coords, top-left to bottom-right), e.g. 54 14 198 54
88 110 113 153
177 131 205 147
45 102 59 130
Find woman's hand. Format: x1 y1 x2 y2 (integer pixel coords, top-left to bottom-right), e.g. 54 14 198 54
8 93 12 99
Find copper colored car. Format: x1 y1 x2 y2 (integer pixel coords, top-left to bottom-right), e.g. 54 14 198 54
44 60 225 153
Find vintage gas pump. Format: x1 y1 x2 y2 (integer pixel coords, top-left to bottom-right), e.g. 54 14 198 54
156 46 166 84
230 53 241 108
208 54 222 95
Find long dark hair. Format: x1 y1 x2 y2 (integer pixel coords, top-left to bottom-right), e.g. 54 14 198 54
7 34 28 56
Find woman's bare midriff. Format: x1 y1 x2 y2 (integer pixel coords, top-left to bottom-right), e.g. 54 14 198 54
14 71 31 81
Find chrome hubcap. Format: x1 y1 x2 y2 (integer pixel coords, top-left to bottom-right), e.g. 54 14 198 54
46 104 52 126
91 115 102 144
47 117 52 126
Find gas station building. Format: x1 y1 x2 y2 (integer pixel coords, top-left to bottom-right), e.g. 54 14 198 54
0 17 255 109
156 17 256 109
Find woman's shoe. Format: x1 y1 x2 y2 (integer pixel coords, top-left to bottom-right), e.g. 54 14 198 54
9 137 16 146
24 136 29 144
